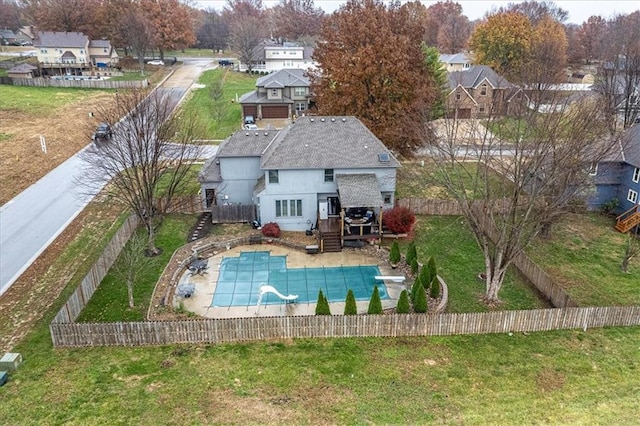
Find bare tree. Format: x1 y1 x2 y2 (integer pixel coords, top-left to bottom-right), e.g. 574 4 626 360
423 91 616 304
196 9 229 54
120 9 155 75
112 233 153 308
78 89 204 255
229 14 266 73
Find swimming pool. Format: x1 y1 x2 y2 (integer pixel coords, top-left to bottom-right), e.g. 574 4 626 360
211 251 388 307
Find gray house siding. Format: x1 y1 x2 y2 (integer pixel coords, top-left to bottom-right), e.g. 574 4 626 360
617 164 640 212
258 168 397 231
217 157 262 205
588 162 623 210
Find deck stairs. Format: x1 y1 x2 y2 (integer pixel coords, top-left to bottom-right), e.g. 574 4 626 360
615 205 640 233
321 232 342 253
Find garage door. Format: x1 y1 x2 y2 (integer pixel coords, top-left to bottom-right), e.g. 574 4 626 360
447 108 471 119
243 105 257 117
262 105 289 119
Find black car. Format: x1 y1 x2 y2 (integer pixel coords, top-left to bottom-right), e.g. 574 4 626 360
92 123 113 141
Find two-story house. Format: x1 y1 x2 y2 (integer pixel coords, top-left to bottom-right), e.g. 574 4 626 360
439 52 472 72
239 40 316 73
589 123 640 232
239 69 311 125
33 31 119 77
446 65 526 118
198 116 400 251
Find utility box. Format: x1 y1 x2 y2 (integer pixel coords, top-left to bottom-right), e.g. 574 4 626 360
0 353 23 371
0 371 7 386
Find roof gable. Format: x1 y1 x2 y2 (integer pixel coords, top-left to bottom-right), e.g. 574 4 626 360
448 65 515 90
256 68 309 89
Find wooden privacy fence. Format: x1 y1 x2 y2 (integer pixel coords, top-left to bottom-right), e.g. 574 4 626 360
52 215 139 324
211 204 256 223
9 77 148 89
50 306 640 347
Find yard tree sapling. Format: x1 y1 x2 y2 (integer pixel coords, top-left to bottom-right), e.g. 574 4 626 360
396 289 410 313
112 233 153 308
344 289 357 315
389 240 401 267
315 290 331 315
367 286 383 314
413 282 427 313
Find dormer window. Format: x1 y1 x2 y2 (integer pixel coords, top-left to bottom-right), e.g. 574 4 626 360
480 84 487 96
271 89 278 97
455 91 461 100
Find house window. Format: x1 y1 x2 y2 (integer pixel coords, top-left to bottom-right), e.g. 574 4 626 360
324 169 334 182
294 87 306 97
284 60 293 67
276 199 302 217
480 84 487 96
455 91 461 100
270 89 279 97
268 170 279 184
383 193 392 204
479 104 486 114
589 163 598 176
628 189 638 204
295 102 306 114
633 167 640 183
80 49 84 54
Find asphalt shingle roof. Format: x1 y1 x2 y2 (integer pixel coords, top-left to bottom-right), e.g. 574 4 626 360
216 130 279 158
256 69 309 88
448 65 515 90
34 31 89 48
336 174 384 207
622 123 640 168
260 116 400 170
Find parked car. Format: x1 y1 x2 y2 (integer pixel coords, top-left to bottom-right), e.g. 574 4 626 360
147 60 164 66
218 59 234 66
245 123 259 130
92 123 113 142
244 115 255 125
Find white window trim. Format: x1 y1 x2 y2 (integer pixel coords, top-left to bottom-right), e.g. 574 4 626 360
628 189 638 204
275 199 302 217
633 167 640 183
589 163 598 176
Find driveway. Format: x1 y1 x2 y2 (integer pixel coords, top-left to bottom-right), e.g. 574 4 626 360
0 59 214 295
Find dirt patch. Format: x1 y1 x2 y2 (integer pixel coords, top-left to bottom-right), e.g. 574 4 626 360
0 91 114 204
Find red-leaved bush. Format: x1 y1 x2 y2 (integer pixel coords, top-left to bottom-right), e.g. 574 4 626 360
383 206 416 234
261 222 281 238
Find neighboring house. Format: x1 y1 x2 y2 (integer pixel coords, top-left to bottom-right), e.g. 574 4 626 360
7 63 37 78
239 69 311 124
33 31 119 77
198 116 400 251
589 123 640 232
17 26 36 41
569 72 595 85
446 65 526 118
0 30 17 45
439 52 472 72
239 40 316 73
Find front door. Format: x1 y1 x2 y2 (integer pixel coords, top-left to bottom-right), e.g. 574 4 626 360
318 201 328 220
328 196 341 216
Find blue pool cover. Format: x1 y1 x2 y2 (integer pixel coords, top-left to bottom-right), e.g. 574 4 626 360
211 251 388 307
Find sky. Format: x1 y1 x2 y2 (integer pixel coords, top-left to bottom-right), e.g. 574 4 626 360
194 0 640 24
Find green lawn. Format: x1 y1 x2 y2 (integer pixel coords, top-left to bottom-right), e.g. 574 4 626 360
391 216 549 312
107 71 149 81
1 323 638 424
180 68 257 139
0 85 110 113
528 213 640 306
77 214 196 322
396 161 514 199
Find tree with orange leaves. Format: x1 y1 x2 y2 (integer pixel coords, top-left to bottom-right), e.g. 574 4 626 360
309 0 437 156
142 0 196 60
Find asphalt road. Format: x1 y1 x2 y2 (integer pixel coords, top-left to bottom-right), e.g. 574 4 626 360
0 59 215 296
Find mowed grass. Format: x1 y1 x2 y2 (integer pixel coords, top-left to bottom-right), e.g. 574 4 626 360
77 214 195 322
392 216 549 312
528 213 640 306
181 68 256 139
396 160 514 199
1 325 638 424
0 85 110 113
